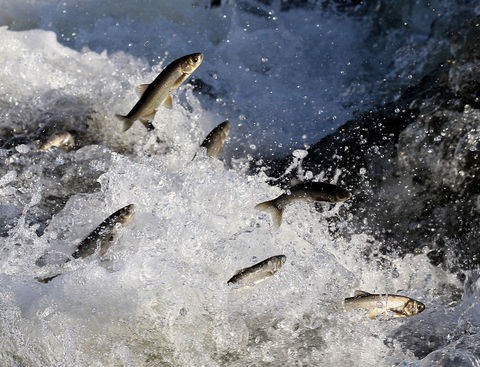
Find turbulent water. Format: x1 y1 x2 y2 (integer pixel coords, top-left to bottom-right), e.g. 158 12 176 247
1 0 479 366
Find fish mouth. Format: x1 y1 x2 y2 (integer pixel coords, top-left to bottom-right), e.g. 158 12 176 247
337 192 352 201
193 53 204 63
125 203 136 213
417 302 426 313
120 204 136 221
189 53 204 67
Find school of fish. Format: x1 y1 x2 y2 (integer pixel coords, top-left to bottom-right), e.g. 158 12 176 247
31 51 425 326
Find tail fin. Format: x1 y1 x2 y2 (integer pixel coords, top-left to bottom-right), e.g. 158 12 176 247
255 200 283 227
115 114 134 132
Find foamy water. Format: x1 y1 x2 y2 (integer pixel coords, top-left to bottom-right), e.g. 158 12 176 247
1 1 479 366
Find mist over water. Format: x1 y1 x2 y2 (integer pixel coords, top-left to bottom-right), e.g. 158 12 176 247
1 0 480 366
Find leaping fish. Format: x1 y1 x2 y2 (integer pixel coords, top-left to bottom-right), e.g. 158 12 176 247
255 182 352 227
72 204 136 259
227 255 286 287
35 204 136 283
194 120 230 159
116 53 204 131
344 290 426 319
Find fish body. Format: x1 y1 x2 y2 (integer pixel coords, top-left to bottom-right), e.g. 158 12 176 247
72 204 135 259
39 131 75 151
36 273 62 284
197 120 230 158
344 290 425 319
227 255 286 287
116 53 204 131
255 182 352 226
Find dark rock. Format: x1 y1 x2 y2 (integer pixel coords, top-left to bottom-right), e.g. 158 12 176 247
261 16 480 271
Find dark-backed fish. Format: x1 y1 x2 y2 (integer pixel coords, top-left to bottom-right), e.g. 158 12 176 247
36 273 62 284
194 120 230 159
227 255 286 287
116 53 204 131
344 290 425 319
255 182 352 226
72 204 135 259
35 204 135 284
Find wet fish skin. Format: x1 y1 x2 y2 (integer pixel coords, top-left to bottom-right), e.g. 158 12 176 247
255 182 352 227
196 120 230 159
227 255 286 287
116 53 204 131
344 290 426 319
39 131 75 151
72 204 135 259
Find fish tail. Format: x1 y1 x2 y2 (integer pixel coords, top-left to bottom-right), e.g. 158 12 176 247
115 114 134 132
255 200 283 227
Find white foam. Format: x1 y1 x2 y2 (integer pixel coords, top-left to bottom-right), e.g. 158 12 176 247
0 1 478 365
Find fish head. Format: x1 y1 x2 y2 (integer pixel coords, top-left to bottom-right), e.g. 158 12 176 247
219 120 231 136
54 132 75 148
118 204 136 223
402 299 425 316
181 53 204 74
335 187 352 202
270 255 286 271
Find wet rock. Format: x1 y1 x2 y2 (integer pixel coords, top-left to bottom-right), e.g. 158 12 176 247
262 15 480 270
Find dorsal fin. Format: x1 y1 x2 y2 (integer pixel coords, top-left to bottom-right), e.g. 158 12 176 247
136 84 149 97
232 268 244 277
354 290 372 297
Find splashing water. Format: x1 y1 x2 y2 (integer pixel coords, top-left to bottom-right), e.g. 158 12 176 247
1 1 479 366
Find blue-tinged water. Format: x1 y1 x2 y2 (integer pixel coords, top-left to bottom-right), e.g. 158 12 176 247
0 1 479 366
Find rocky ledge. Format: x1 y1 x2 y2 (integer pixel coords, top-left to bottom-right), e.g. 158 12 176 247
261 16 480 272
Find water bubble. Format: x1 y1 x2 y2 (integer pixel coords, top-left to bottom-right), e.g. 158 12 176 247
292 150 308 159
15 145 30 154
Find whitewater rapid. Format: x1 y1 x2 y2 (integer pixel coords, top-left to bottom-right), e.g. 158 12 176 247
1 1 480 366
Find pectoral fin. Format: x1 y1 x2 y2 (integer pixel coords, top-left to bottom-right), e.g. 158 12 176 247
162 95 173 109
172 73 189 88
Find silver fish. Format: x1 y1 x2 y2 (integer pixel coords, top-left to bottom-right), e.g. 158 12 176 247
72 204 135 259
195 120 230 159
227 255 286 287
255 182 352 227
116 53 204 131
39 131 75 151
344 290 426 319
